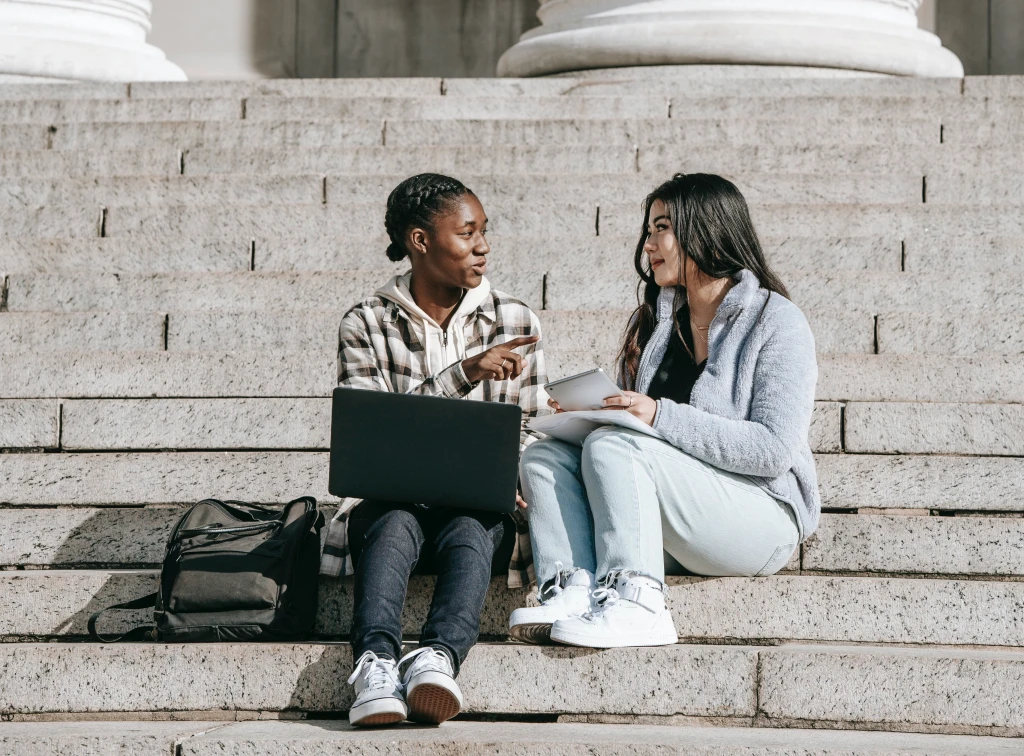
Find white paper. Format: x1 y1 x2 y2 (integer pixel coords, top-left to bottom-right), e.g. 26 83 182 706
528 410 664 446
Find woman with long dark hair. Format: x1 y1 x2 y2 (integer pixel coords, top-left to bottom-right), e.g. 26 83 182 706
510 173 820 648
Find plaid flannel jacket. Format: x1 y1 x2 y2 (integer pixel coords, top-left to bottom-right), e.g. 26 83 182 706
320 283 546 589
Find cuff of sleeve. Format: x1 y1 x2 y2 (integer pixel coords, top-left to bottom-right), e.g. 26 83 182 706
652 397 692 438
437 360 477 399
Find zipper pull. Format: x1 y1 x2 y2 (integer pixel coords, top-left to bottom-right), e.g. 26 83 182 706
443 330 449 347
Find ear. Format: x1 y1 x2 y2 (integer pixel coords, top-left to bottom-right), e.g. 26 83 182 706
407 227 429 257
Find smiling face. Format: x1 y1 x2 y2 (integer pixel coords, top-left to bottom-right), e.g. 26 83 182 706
407 193 491 289
643 198 699 289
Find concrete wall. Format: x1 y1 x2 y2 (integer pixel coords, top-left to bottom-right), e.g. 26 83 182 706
935 0 1024 74
149 0 285 80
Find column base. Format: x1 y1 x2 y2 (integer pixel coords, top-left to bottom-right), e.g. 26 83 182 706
545 65 891 81
0 36 186 83
499 10 964 79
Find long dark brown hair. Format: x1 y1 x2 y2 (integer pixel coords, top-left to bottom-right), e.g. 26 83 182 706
618 173 790 389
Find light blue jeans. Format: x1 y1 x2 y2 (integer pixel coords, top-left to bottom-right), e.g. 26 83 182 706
520 427 800 585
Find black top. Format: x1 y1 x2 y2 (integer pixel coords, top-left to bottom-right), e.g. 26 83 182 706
647 304 707 406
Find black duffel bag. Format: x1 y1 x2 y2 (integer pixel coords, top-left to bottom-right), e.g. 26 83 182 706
89 497 324 643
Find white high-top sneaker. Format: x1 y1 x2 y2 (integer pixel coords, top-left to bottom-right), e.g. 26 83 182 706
347 651 407 727
399 646 464 724
549 571 678 649
509 565 596 644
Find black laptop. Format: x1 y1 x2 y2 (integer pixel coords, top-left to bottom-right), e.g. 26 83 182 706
328 387 522 514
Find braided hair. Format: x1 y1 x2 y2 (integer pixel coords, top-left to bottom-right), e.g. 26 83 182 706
384 173 474 262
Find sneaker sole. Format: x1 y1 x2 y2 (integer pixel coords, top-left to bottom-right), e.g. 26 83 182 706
509 622 553 645
348 699 407 728
406 682 462 724
550 627 679 648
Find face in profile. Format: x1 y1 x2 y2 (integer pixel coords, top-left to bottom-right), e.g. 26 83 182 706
643 198 699 290
411 193 491 290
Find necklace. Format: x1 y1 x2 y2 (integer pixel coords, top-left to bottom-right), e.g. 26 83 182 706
690 319 709 345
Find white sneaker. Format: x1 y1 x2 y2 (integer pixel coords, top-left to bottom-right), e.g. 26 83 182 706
550 571 678 649
347 651 407 727
509 565 596 644
399 646 464 724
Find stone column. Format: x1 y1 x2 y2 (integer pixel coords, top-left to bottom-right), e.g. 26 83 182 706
0 0 186 82
498 0 964 78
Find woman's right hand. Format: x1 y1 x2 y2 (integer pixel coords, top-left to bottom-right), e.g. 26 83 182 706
547 398 564 414
462 335 540 383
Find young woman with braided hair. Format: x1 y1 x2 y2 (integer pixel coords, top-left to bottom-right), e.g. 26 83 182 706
326 173 547 726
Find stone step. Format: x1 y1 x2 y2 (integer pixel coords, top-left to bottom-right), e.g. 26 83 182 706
545 270 1021 312
2 720 1018 756
904 236 1023 273
0 99 242 125
0 312 166 352
0 205 100 238
3 270 1017 317
156 308 873 356
2 452 1020 512
0 238 250 274
0 76 966 102
845 402 1024 456
926 172 1024 204
0 234 904 275
0 117 943 153
46 398 836 453
0 148 180 178
939 117 1024 146
4 505 1022 577
128 79 444 100
3 272 482 316
0 641 1021 734
0 351 1019 403
3 145 1022 179
236 95 1019 123
7 569 1024 649
174 721 1024 756
82 203 1024 243
0 400 58 449
33 398 1021 456
877 312 1024 355
638 144 1024 175
180 145 1024 179
0 173 927 208
445 76 967 99
0 83 130 100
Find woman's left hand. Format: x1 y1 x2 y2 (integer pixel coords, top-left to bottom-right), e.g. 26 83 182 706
601 391 658 426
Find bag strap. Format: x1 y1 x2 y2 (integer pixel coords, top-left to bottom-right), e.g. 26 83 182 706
173 520 281 542
88 592 158 643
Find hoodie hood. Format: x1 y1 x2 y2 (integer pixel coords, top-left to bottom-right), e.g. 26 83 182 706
375 272 493 374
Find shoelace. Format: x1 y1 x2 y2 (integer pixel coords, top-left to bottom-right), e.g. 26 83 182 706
347 650 400 691
537 560 569 603
584 569 627 619
399 646 453 681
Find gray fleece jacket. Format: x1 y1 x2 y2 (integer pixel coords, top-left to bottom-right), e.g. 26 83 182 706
625 269 821 540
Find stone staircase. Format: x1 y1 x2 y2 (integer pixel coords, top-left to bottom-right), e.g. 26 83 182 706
0 74 1023 754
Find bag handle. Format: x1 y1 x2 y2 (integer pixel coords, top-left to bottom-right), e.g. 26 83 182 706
88 592 158 643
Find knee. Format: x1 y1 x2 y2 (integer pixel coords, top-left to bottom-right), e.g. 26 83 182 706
436 515 496 557
520 437 577 479
582 427 633 465
365 508 424 554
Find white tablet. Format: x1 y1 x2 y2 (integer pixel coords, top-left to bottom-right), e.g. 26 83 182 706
544 368 625 412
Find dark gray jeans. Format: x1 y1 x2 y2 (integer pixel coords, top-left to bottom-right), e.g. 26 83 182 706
348 501 514 676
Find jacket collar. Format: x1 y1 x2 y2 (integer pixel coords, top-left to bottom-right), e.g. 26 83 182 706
657 269 761 319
